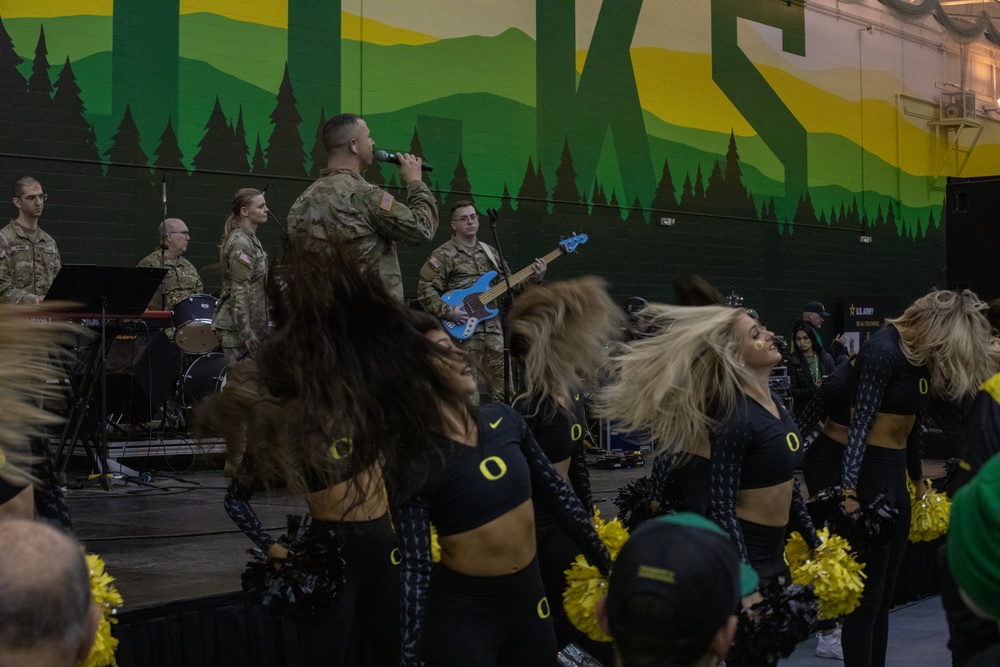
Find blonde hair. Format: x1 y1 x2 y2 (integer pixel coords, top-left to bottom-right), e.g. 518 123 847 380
596 304 752 458
0 304 82 488
219 187 261 263
887 289 999 401
509 277 624 412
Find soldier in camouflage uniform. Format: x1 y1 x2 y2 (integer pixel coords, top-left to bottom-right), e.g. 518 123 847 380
287 113 438 301
0 177 61 304
137 217 204 310
0 177 71 529
417 201 545 403
212 189 270 364
211 188 270 475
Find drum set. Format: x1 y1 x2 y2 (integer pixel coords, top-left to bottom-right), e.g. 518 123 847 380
169 293 227 418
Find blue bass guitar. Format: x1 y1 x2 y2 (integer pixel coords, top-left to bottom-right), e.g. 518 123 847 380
440 233 588 340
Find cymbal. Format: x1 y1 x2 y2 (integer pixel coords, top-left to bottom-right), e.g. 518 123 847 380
201 262 222 277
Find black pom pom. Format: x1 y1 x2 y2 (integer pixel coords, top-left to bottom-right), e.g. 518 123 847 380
807 486 900 554
730 579 819 664
613 476 669 531
241 515 345 617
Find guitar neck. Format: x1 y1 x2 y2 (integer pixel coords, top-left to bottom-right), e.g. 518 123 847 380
479 247 564 303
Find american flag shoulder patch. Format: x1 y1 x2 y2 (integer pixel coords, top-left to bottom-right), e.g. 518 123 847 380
379 192 394 212
237 252 253 267
429 256 442 269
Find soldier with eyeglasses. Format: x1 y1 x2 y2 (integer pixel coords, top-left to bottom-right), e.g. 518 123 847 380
0 176 62 304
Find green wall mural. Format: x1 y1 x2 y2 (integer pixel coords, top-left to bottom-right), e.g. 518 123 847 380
2 0 987 320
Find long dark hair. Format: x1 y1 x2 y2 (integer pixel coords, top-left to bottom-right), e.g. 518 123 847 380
201 236 470 502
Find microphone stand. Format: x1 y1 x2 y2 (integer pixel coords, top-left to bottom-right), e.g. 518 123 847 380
261 184 291 253
159 175 168 312
487 207 515 403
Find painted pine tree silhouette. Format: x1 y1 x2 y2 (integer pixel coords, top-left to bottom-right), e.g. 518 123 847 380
265 63 305 178
497 184 516 219
625 195 646 224
679 173 695 211
310 109 327 178
28 25 52 99
886 200 898 234
194 97 235 173
551 137 582 218
445 153 473 207
250 134 266 174
793 191 817 225
232 106 248 173
408 127 432 187
692 166 706 211
0 14 27 155
651 158 678 213
51 57 101 168
106 104 149 179
721 131 757 218
704 160 724 215
153 118 185 175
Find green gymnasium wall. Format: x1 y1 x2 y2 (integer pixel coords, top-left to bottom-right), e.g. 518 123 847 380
2 0 995 323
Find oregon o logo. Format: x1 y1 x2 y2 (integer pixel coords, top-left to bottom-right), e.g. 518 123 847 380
329 438 354 460
479 456 508 480
537 597 551 619
570 423 583 441
390 548 402 565
919 378 929 395
786 432 801 452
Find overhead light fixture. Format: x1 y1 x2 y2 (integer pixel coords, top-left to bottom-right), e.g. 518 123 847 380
984 100 1000 113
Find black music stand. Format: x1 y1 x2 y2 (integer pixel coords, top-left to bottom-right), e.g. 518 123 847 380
48 265 165 489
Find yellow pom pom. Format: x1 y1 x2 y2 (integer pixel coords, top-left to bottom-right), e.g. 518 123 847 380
563 555 613 642
907 478 951 542
80 552 123 667
430 524 442 563
561 508 633 642
596 518 630 561
785 529 866 620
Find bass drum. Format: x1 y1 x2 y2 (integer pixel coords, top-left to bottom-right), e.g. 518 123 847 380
180 353 228 409
173 294 220 354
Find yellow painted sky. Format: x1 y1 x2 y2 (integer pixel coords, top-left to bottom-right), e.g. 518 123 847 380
1 1 436 44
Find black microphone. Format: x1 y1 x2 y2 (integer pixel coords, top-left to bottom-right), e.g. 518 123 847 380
261 182 269 195
375 150 433 172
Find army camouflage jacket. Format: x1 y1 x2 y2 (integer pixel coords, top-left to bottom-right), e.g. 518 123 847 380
212 228 268 341
416 236 513 336
137 250 204 310
0 220 62 304
286 168 438 301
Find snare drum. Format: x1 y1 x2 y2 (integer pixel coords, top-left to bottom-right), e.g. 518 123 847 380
180 353 228 409
173 294 220 354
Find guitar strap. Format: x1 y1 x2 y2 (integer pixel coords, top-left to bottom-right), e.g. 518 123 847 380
479 242 505 277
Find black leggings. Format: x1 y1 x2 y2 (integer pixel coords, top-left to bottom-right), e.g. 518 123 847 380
424 557 557 666
841 447 910 667
535 516 614 665
292 514 401 667
738 518 791 590
730 519 791 667
802 432 844 498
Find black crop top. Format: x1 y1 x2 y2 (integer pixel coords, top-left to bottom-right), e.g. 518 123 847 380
843 326 929 490
795 360 855 434
513 390 593 511
394 403 612 666
710 392 818 562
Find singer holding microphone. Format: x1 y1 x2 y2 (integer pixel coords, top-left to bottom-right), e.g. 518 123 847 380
137 218 203 311
287 113 438 301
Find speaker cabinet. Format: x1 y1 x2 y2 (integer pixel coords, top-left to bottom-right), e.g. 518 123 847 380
104 330 181 421
946 176 1000 301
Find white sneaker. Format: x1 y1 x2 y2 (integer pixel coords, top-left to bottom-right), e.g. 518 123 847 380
815 631 844 660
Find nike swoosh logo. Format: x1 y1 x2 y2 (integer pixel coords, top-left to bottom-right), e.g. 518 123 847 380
490 418 503 429
574 394 579 401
